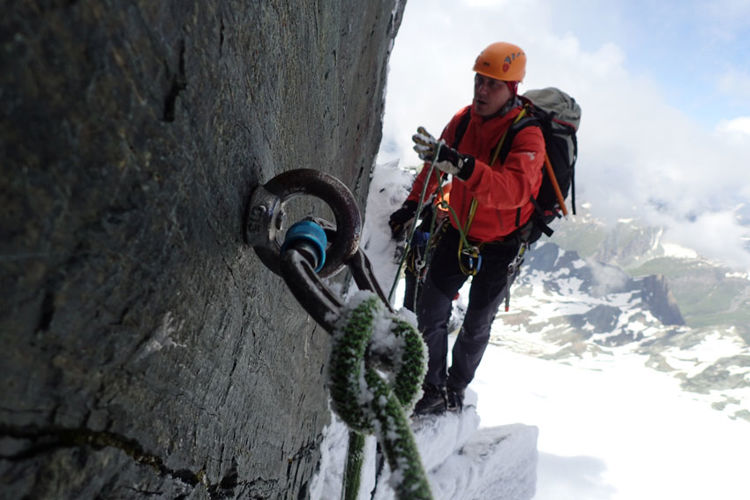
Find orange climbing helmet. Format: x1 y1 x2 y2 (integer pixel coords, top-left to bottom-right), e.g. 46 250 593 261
473 42 526 82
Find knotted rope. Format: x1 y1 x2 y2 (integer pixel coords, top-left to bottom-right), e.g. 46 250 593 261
245 169 433 499
328 292 432 500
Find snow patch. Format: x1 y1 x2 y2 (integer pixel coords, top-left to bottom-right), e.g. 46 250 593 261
662 242 698 259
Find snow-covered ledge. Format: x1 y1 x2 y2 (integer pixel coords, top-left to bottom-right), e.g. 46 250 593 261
310 389 539 500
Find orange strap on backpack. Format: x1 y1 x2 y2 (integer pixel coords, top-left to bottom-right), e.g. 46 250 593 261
544 154 568 216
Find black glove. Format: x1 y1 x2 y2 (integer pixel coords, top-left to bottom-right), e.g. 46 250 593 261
388 200 418 239
412 126 475 181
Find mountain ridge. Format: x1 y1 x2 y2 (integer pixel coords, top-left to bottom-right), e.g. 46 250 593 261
492 239 750 422
547 208 750 339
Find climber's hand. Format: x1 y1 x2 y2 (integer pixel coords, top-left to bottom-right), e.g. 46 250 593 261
412 127 442 162
388 200 418 239
412 126 475 180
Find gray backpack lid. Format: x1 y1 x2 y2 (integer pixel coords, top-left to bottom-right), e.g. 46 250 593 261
523 87 581 130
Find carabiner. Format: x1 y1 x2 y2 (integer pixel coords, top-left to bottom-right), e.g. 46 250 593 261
459 245 482 275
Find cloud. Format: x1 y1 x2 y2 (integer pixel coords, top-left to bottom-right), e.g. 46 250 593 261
379 0 750 271
717 117 750 140
462 0 514 6
701 0 750 36
717 69 750 101
664 210 750 271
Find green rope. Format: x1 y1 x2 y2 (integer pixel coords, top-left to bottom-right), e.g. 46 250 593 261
342 431 366 500
388 158 480 304
329 293 432 500
387 143 444 304
435 197 474 250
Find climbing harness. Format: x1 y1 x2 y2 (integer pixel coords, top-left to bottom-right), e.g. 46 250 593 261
456 197 482 276
454 108 528 278
245 168 432 500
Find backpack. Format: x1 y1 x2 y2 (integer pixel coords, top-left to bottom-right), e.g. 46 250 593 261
499 87 582 244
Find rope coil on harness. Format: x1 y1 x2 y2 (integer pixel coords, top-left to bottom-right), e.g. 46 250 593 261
245 169 432 500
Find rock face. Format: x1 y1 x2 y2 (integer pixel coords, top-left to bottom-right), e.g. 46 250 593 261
0 2 403 498
638 274 685 326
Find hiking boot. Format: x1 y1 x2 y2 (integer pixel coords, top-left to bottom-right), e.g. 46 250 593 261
413 383 447 416
446 386 464 413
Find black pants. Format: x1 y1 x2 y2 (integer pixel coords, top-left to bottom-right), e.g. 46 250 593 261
403 268 419 313
416 225 520 390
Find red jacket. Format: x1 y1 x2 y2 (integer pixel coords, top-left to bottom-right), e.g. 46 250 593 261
406 104 545 242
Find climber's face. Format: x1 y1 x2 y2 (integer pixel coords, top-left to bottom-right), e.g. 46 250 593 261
473 74 512 117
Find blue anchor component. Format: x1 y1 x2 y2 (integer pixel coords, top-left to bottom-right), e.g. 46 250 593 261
281 220 328 272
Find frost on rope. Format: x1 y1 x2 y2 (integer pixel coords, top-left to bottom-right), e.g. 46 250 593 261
310 404 539 500
328 292 430 499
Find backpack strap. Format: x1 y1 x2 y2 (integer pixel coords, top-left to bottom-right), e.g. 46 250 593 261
570 133 578 214
492 110 549 238
451 108 472 149
496 113 540 164
529 198 555 237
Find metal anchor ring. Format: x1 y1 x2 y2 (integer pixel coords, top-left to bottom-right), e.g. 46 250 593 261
245 169 361 278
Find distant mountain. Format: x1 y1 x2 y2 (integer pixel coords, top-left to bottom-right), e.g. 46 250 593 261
546 208 750 342
523 242 684 328
492 240 750 422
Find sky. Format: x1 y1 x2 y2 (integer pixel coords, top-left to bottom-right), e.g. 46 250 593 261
377 0 750 271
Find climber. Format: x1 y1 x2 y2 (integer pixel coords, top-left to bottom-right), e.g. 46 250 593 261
388 42 545 415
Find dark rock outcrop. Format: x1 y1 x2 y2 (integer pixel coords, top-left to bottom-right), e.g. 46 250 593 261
567 304 622 338
523 243 684 339
0 1 404 498
638 274 685 326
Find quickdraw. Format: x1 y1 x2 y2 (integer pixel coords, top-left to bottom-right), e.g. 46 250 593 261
245 168 432 500
459 243 483 276
502 241 529 312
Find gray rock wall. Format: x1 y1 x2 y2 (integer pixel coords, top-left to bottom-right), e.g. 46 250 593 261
0 1 404 498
